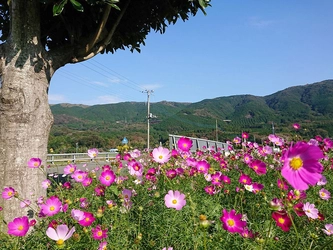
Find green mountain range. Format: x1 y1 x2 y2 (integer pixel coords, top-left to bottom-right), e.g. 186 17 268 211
49 80 333 153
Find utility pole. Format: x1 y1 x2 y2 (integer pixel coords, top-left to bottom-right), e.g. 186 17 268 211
215 119 218 141
143 90 153 151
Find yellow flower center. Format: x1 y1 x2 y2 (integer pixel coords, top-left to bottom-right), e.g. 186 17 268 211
320 192 326 197
159 155 163 159
290 157 303 170
8 191 13 196
253 165 258 171
227 219 235 227
183 143 187 148
18 225 23 231
172 199 178 204
50 206 55 211
78 175 82 179
34 162 39 167
97 231 103 237
56 239 64 245
278 218 285 224
106 176 110 180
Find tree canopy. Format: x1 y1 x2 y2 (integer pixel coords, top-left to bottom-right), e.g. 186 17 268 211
0 0 209 66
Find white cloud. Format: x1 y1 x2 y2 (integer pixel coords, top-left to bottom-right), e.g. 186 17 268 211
85 95 123 105
48 94 66 104
91 81 109 87
248 17 275 28
108 77 127 84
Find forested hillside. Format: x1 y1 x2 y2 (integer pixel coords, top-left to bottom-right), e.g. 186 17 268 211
49 80 333 153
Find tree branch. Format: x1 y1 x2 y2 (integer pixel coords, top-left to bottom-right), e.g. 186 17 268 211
85 5 112 53
73 0 131 63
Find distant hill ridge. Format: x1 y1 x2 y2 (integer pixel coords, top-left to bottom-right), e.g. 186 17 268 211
49 80 333 150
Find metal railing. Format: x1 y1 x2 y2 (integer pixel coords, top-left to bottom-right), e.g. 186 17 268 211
47 152 117 164
169 134 229 152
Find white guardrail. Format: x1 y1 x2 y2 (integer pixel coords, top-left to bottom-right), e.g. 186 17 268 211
47 152 117 164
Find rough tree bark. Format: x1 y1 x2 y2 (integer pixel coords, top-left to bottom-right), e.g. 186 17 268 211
0 0 54 231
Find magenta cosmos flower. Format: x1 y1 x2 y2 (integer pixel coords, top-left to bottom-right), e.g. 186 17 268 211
249 160 267 175
28 158 42 168
46 224 75 246
281 141 324 190
177 137 193 152
272 211 292 232
40 196 62 216
63 164 77 175
152 146 171 164
79 212 95 226
220 209 247 234
2 187 16 200
88 148 99 158
99 170 116 186
7 216 29 236
196 160 210 174
292 123 300 130
92 225 108 240
164 190 186 210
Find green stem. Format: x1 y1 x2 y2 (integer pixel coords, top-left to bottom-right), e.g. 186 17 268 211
262 219 272 250
288 212 299 250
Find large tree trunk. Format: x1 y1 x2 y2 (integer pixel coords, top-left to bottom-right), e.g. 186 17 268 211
0 50 54 231
0 0 54 232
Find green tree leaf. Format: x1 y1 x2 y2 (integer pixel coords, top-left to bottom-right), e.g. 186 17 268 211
53 0 68 16
70 0 84 12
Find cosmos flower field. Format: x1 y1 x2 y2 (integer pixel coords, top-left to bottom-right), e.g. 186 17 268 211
1 130 333 249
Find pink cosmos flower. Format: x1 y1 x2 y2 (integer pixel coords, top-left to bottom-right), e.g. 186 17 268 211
40 196 62 217
243 154 253 164
272 211 292 232
71 209 85 221
98 242 108 250
42 179 51 189
239 174 252 185
88 148 99 158
130 149 141 158
78 212 95 227
122 189 132 201
28 158 42 168
152 146 171 164
164 190 186 210
71 170 88 183
177 137 193 152
211 172 222 185
319 188 331 200
220 209 247 234
128 160 143 177
82 177 93 187
94 185 106 196
249 160 267 175
233 137 241 144
317 175 327 186
166 169 177 179
2 187 16 200
92 225 108 240
303 202 319 219
281 141 324 190
292 123 300 130
7 216 29 237
269 198 284 211
99 170 116 186
204 186 215 195
196 160 210 174
322 224 333 236
20 199 31 208
252 182 264 193
242 132 249 139
277 179 289 190
46 224 75 246
63 164 77 175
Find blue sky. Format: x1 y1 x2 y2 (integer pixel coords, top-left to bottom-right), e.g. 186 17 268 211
49 0 333 105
